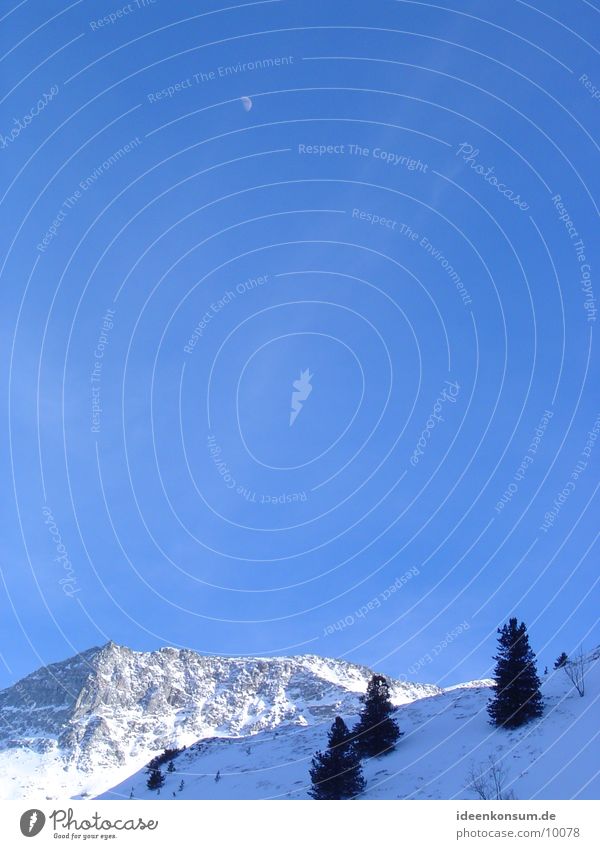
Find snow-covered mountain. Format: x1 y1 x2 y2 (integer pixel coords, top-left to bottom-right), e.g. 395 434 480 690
102 649 600 801
0 641 439 800
3 642 597 801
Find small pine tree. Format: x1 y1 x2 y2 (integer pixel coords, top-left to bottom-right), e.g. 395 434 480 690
146 768 165 792
215 770 221 783
309 716 366 800
129 788 134 799
488 618 543 729
554 652 568 669
178 779 184 792
167 760 175 773
353 674 402 757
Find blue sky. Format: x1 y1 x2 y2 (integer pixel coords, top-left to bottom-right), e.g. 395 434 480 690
0 0 599 689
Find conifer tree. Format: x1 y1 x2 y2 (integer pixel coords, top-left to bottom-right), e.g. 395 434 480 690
146 767 165 792
309 716 365 800
554 652 568 669
488 618 543 729
353 674 401 757
167 760 175 773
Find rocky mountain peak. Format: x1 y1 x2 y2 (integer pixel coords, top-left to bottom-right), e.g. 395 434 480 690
0 643 440 799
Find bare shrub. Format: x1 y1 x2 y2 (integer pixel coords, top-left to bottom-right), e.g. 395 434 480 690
564 647 586 697
467 755 515 800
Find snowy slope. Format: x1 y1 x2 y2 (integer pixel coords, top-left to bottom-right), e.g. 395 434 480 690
101 650 600 801
0 642 438 800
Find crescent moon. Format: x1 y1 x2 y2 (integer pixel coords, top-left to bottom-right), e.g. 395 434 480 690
240 96 253 112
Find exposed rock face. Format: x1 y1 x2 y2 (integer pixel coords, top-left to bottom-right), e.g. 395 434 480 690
0 642 440 798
